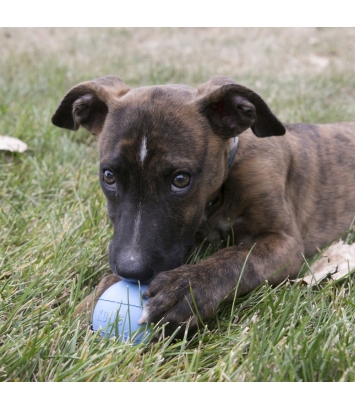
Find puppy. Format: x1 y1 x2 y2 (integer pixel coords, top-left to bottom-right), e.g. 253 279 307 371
52 76 355 335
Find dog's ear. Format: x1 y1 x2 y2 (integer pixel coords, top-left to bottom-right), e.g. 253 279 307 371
52 76 130 136
197 77 285 138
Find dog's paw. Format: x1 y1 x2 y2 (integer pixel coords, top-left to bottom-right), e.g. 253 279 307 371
139 264 223 337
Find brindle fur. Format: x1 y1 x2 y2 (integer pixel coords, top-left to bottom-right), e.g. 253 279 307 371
52 76 355 337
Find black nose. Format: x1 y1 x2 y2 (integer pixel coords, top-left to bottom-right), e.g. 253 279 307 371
114 252 154 283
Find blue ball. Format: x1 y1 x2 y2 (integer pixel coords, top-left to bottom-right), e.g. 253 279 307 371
92 280 149 344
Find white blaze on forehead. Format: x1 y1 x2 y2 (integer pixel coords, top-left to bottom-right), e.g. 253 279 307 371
140 135 148 164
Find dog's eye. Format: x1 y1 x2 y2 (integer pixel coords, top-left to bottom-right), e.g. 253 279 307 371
171 172 191 192
103 169 116 185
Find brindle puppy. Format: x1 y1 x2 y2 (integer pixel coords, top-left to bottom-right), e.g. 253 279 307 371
52 76 355 336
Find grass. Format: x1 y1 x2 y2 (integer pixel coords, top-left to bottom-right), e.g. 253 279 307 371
1 27 355 382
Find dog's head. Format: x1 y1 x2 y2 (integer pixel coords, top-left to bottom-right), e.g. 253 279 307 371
52 76 285 282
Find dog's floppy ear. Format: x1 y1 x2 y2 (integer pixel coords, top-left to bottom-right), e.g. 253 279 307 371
198 76 285 138
52 76 130 136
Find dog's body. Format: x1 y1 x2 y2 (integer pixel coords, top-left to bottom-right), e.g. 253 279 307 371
52 76 355 336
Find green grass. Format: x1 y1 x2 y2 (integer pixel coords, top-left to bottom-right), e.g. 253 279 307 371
1 28 355 382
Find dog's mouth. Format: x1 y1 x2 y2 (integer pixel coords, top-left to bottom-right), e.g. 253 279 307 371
116 274 152 284
111 259 155 283
112 260 178 283
113 268 154 284
109 241 192 283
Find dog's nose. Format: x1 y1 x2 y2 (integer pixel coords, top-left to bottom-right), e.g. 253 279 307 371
114 252 154 283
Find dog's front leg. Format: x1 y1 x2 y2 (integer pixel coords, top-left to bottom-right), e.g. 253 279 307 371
140 233 304 336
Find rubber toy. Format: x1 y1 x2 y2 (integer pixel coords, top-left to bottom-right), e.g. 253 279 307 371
92 280 149 344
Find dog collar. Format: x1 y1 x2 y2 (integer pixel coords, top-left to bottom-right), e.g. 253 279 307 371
228 136 239 168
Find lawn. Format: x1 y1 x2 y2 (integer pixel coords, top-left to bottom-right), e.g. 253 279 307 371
1 27 355 382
